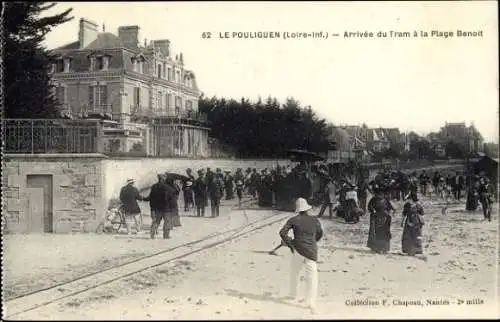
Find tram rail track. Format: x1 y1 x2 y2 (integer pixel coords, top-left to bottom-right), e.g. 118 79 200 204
5 198 254 303
4 201 290 319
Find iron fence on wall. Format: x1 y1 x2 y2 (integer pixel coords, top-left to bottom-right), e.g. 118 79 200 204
3 119 102 154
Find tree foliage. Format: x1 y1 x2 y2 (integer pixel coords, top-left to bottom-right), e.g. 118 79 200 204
484 142 499 158
445 140 467 159
3 2 73 118
199 95 329 158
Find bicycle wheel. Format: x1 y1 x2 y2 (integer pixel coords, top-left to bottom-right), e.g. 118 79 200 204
110 213 123 233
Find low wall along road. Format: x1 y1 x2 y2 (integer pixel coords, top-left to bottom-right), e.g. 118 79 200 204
102 158 293 204
3 153 464 234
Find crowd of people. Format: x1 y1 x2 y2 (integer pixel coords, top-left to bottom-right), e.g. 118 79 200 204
114 161 496 314
116 162 495 243
275 167 495 313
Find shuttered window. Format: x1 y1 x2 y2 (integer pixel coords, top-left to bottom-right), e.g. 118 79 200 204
133 87 140 107
56 86 66 105
157 91 162 110
89 85 108 108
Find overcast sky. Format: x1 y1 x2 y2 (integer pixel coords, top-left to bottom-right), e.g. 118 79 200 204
43 1 498 142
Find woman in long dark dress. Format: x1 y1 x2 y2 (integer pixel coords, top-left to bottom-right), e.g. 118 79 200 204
165 176 182 227
401 193 425 256
367 185 393 254
466 176 480 211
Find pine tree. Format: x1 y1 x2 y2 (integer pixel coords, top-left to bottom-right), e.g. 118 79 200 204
3 2 73 118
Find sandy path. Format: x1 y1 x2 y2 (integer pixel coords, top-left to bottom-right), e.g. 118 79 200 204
2 197 261 300
9 196 499 320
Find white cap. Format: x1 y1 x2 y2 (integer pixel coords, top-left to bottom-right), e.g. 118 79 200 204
295 197 312 213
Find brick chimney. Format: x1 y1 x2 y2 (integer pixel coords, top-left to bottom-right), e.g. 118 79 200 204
78 18 98 49
118 25 139 48
153 39 170 56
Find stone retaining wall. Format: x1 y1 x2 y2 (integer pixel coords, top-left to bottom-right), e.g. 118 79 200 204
3 154 107 233
102 158 293 205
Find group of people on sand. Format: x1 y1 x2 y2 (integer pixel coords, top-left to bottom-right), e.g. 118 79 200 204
274 170 491 313
274 190 426 314
118 174 182 239
364 180 425 256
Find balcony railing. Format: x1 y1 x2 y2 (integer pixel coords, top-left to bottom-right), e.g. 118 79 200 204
3 119 102 154
131 105 208 123
57 103 73 118
83 104 112 117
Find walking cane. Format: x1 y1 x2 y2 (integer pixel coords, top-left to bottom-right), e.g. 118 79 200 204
268 240 286 255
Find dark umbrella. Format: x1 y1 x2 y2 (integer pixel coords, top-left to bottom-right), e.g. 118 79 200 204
286 149 325 162
164 172 191 182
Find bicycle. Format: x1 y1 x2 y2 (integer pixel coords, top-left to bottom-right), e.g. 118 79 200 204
96 206 143 234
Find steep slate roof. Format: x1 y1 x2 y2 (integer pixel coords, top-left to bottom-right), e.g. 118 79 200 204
85 32 124 49
52 47 125 72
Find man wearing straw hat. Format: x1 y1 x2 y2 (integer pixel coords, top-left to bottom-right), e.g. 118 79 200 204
119 178 144 235
142 174 168 239
279 197 324 312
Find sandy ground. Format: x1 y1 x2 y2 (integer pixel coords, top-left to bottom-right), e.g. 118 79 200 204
4 193 499 320
2 197 261 300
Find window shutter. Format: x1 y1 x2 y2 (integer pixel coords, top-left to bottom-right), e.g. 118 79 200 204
89 85 95 108
165 93 169 110
56 86 64 104
100 85 108 106
133 87 139 107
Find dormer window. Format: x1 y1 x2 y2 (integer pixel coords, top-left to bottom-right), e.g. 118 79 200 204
56 59 65 73
63 57 71 73
89 52 111 71
96 57 104 70
131 54 146 74
102 56 109 70
89 56 96 71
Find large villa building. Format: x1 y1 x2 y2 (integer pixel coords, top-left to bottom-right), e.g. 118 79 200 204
50 18 210 157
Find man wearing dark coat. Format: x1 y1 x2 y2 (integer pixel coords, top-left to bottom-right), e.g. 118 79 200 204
453 171 465 201
193 170 207 217
183 168 195 211
165 175 182 229
258 169 274 207
357 177 369 214
250 168 260 199
224 170 235 200
208 171 225 217
142 174 168 239
419 170 430 196
478 177 494 221
119 178 144 234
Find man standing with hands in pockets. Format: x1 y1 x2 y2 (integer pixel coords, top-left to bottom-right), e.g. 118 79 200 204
279 197 323 313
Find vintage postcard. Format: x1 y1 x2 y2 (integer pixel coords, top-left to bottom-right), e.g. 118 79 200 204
2 1 498 320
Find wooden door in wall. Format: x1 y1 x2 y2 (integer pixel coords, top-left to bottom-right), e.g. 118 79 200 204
26 175 54 233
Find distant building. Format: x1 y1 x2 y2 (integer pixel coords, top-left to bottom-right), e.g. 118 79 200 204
436 122 484 155
49 18 210 157
328 125 372 162
366 128 390 153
